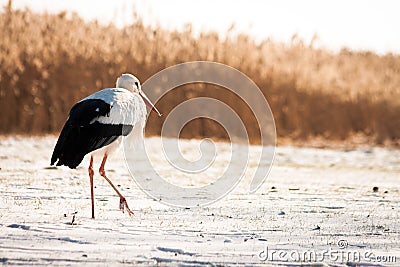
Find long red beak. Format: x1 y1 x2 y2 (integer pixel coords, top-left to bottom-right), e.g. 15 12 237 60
139 91 162 116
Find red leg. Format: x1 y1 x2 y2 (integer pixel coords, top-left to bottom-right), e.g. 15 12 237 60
88 155 95 219
99 153 134 216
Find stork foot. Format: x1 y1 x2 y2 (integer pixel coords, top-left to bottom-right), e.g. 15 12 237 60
119 197 134 216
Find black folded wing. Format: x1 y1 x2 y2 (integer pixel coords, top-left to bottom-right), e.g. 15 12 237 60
51 99 133 169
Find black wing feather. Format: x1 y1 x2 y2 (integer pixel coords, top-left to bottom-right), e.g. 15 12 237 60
51 99 133 169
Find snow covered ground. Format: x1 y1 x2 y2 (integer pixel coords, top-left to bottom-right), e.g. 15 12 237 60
0 136 399 266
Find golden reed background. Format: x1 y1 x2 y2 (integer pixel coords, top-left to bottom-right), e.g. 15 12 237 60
1 7 400 146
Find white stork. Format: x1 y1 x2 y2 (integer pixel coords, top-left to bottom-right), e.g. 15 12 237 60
51 73 161 219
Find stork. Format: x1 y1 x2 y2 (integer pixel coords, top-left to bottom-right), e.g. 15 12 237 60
51 74 161 219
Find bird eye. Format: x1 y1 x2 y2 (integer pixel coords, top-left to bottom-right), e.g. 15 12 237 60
135 82 139 88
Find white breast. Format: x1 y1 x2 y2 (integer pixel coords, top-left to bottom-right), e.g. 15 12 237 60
81 88 147 128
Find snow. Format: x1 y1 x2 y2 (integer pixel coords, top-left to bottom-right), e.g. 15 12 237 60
0 136 399 266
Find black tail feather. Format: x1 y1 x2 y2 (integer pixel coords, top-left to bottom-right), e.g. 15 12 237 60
51 124 87 169
51 122 132 169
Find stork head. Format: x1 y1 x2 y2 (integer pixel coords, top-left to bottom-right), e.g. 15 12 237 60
116 73 161 116
116 73 141 93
